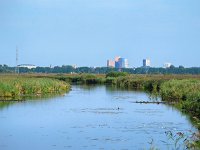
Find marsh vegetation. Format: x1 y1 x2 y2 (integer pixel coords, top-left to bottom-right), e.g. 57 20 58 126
0 75 70 100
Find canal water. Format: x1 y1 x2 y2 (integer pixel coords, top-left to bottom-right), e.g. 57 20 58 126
0 85 197 150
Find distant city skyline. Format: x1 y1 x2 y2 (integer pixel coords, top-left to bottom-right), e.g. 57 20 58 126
0 0 200 67
107 56 128 68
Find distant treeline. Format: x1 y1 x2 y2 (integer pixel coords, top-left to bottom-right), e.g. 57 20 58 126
1 64 200 74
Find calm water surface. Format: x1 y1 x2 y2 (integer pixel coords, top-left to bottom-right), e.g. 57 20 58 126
0 85 197 150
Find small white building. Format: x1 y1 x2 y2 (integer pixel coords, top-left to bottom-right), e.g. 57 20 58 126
18 64 37 69
164 63 172 68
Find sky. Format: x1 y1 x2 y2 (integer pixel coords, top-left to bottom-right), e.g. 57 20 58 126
0 0 200 67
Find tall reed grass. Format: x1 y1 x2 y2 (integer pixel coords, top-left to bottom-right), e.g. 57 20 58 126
160 80 200 125
0 76 70 98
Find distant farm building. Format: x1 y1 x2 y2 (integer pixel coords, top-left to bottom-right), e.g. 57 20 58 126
18 64 37 69
163 63 172 68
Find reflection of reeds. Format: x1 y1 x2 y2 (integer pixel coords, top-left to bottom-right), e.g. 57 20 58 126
0 76 70 99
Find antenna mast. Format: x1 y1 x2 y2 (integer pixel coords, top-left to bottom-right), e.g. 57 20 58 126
15 46 19 74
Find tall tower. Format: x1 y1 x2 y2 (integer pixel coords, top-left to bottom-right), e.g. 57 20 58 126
15 46 19 74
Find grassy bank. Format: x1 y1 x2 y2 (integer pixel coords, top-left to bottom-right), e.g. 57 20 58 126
54 73 106 84
160 80 200 129
0 75 70 99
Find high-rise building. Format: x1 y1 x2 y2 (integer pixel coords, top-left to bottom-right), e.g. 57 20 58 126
115 56 121 62
124 59 128 68
143 59 151 67
115 61 120 68
115 58 128 68
107 56 128 69
114 56 120 68
107 60 115 68
119 58 128 68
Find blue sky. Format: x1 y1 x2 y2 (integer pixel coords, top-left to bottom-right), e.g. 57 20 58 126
0 0 200 67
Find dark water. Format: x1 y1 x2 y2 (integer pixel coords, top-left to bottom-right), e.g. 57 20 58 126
0 85 197 150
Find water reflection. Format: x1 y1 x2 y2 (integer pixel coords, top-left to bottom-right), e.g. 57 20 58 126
0 101 14 110
0 92 69 110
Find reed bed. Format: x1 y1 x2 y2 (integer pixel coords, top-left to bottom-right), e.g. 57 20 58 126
0 75 70 99
160 79 200 126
